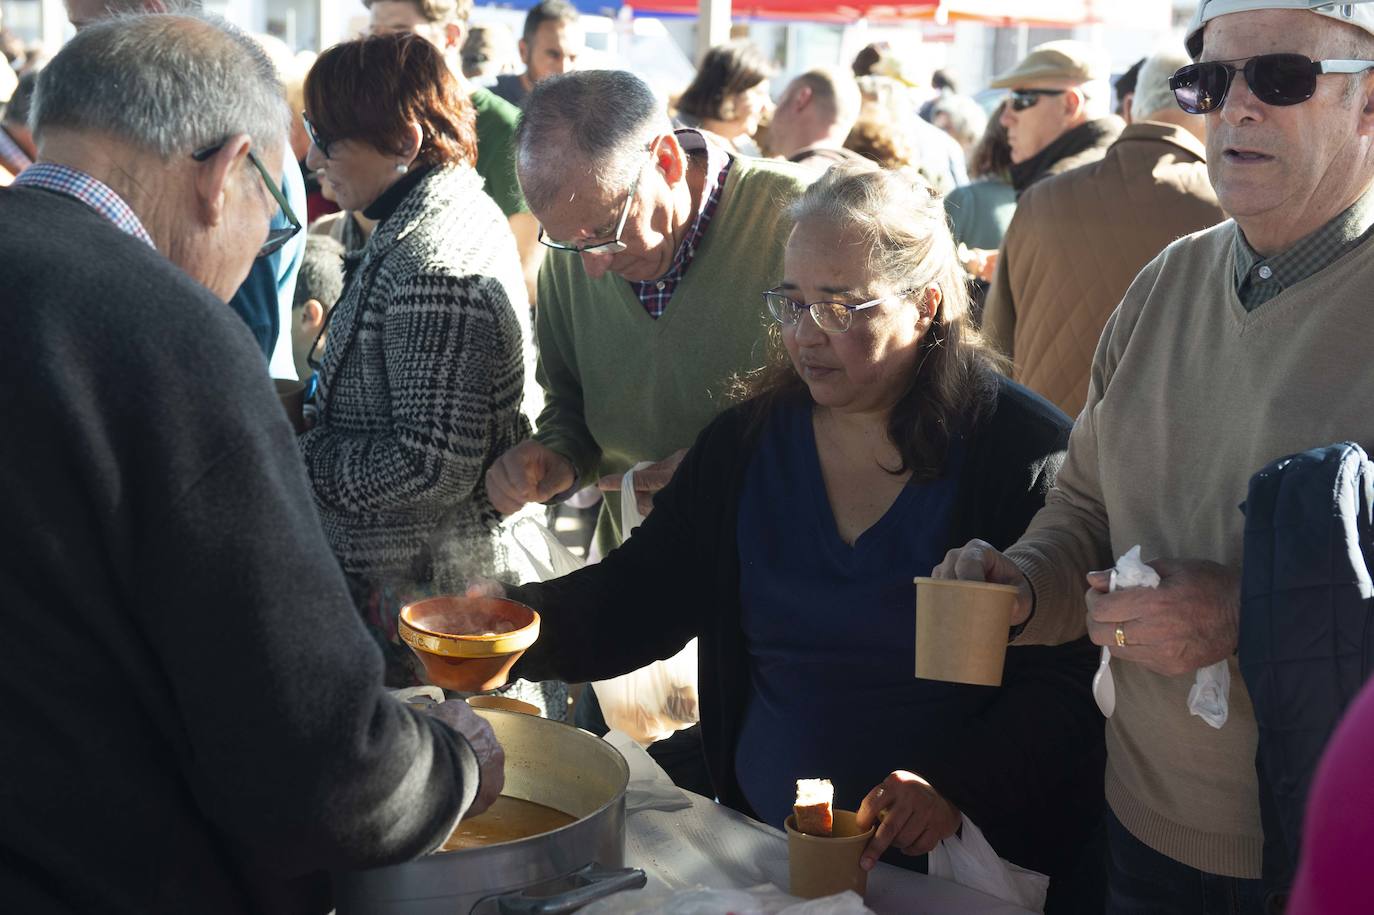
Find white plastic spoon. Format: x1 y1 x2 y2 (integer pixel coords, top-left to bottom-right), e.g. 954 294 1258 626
1091 569 1119 718
1092 645 1115 718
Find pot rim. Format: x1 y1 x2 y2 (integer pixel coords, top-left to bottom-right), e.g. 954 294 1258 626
430 711 630 858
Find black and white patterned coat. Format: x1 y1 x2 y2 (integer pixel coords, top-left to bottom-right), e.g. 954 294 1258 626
300 164 531 585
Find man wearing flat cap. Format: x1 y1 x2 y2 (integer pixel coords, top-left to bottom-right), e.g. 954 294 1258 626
938 1 1374 911
990 39 1123 194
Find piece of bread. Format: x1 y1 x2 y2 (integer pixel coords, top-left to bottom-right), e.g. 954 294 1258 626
794 778 834 837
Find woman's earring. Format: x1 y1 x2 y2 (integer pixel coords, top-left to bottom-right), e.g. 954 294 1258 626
395 163 409 174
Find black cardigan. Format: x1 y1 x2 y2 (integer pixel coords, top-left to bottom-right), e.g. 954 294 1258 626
514 377 1104 880
0 187 477 914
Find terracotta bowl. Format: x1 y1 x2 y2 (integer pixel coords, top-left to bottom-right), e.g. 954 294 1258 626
398 596 540 692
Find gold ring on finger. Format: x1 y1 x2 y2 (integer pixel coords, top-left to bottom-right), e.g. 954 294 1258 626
1115 625 1127 648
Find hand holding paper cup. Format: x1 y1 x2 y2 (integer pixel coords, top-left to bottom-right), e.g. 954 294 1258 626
786 809 875 899
914 577 1018 686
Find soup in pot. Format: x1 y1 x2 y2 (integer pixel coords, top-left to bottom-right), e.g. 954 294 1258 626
441 796 578 851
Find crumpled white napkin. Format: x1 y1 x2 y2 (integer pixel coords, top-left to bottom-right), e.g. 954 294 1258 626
1189 661 1231 729
1110 547 1230 729
603 729 694 814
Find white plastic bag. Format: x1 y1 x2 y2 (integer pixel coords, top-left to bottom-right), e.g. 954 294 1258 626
510 515 587 580
928 815 1049 913
592 462 702 746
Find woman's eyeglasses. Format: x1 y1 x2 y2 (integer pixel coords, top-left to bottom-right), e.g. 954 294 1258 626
763 288 907 334
1170 53 1374 115
191 143 302 259
1008 89 1066 112
302 111 336 159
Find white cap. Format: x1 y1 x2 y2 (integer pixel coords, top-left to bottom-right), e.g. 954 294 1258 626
1187 1 1374 58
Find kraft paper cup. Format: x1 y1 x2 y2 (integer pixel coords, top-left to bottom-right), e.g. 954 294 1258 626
273 378 307 434
914 577 1018 687
786 809 875 900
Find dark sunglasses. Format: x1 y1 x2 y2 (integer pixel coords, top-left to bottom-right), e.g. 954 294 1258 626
301 111 336 159
191 143 302 259
1170 53 1374 115
1008 88 1065 112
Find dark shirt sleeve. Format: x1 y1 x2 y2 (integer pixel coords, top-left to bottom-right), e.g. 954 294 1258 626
128 362 478 874
512 411 741 683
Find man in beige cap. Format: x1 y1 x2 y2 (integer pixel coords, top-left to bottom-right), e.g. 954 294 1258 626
991 39 1123 193
937 1 1374 911
982 48 1224 417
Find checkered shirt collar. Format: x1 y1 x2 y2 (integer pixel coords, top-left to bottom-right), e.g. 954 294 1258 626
1232 184 1374 310
14 163 156 249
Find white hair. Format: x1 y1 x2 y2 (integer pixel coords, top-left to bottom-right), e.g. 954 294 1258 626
32 13 288 160
1132 49 1192 122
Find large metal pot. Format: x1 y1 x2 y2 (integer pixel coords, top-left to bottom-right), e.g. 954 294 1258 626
334 708 644 914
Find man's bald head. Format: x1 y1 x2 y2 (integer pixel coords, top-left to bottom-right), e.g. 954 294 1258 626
769 67 862 159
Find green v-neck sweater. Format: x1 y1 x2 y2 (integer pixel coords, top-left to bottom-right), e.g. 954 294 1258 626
532 156 811 547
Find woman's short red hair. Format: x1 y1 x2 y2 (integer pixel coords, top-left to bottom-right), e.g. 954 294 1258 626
304 33 477 168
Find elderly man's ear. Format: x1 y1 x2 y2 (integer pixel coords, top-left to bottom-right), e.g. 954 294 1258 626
192 134 253 229
1358 71 1374 138
653 134 689 185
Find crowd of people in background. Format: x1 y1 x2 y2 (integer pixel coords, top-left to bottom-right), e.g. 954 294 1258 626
5 0 1374 913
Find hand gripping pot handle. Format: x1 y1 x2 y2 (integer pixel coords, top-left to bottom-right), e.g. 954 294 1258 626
493 866 647 915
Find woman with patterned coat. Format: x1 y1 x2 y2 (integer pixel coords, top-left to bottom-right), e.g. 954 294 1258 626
300 34 532 687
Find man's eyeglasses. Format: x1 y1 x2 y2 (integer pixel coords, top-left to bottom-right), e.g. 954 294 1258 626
763 288 906 334
538 149 654 255
302 111 336 160
192 143 302 259
1008 89 1066 112
1170 54 1374 115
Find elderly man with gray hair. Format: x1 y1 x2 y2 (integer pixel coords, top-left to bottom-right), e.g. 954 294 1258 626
486 70 808 549
0 14 501 912
65 0 310 380
766 66 867 175
938 1 1374 910
981 47 1224 417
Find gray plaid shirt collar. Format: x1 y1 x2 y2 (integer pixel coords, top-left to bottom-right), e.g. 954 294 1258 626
1233 185 1374 311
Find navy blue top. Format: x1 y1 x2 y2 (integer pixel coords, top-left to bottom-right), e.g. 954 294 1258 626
734 402 988 828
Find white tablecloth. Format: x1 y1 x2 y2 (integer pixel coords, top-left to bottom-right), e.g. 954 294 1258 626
608 732 1035 915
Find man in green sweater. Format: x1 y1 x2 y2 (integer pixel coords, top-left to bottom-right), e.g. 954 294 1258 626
485 69 810 551
936 2 1374 911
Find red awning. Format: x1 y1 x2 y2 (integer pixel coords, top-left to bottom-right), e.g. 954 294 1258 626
625 0 1167 28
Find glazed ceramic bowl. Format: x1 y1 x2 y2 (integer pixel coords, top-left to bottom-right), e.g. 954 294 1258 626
398 596 540 691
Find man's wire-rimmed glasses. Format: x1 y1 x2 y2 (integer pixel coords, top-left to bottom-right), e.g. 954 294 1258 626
537 149 655 255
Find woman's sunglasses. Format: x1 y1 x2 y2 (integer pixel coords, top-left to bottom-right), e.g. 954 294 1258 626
1170 53 1374 115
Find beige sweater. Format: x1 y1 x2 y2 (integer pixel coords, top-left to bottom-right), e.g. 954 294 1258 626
1007 218 1374 878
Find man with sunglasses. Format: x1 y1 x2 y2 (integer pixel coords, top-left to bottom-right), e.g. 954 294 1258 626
937 2 1374 911
982 49 1223 418
989 40 1122 195
0 15 502 911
